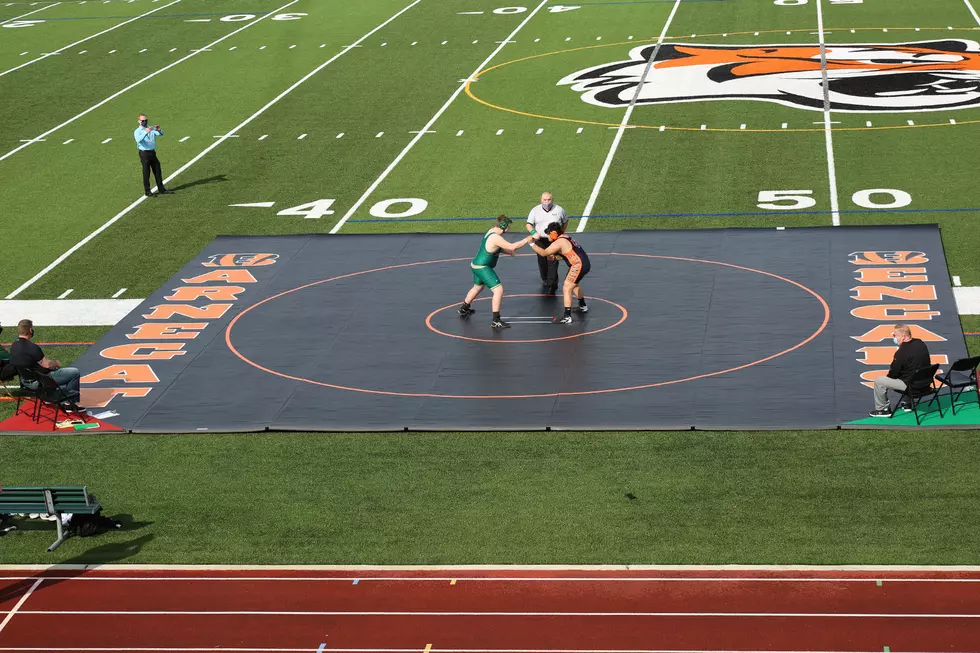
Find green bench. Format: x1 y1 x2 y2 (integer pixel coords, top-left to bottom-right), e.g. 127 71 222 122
0 486 101 551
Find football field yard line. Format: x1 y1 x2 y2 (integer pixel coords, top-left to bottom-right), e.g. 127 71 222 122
4 0 422 300
575 0 682 233
816 0 841 227
965 0 980 25
328 0 551 234
0 0 180 78
0 0 296 164
0 0 58 25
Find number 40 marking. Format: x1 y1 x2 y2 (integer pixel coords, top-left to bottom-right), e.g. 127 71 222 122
276 198 429 219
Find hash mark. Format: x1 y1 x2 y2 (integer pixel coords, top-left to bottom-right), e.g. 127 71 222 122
139 48 147 53
576 127 583 134
596 36 601 40
950 118 957 124
298 133 307 140
179 136 189 142
259 134 268 140
228 46 236 51
565 37 571 41
376 132 384 138
381 42 387 47
411 41 417 45
472 40 478 44
261 45 267 49
739 124 746 130
781 123 787 129
289 44 296 49
700 124 706 130
101 137 112 144
535 128 544 134
169 48 176 52
456 130 464 136
659 125 665 132
57 289 73 299
112 288 127 298
63 139 73 144
336 133 344 138
441 40 447 45
907 120 914 126
496 129 504 135
109 49 117 54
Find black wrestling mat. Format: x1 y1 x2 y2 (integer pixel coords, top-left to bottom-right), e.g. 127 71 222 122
70 226 968 432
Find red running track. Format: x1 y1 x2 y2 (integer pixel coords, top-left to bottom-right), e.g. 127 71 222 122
1 568 980 651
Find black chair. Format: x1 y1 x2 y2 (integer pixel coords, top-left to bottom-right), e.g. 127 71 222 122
892 364 943 425
0 360 16 401
932 356 980 416
14 367 87 431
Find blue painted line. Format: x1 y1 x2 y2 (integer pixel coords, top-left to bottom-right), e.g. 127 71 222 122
316 644 327 653
348 206 980 224
352 579 359 585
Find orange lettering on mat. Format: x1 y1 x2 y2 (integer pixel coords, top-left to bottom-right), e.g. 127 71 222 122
166 286 246 301
79 387 152 408
82 364 160 385
142 304 233 320
181 269 258 285
850 285 937 301
126 323 207 340
851 304 941 321
101 343 187 361
852 325 947 343
849 251 929 265
854 268 928 283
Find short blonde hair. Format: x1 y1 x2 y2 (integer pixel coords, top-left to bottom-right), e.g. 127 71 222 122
893 323 912 338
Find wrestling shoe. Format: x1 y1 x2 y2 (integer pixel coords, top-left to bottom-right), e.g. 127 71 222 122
557 315 573 325
576 304 589 313
868 408 892 418
458 305 475 318
490 319 511 329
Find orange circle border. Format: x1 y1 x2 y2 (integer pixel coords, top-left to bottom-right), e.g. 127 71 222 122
225 253 830 399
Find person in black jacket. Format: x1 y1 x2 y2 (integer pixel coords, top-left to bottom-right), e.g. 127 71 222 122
870 323 932 417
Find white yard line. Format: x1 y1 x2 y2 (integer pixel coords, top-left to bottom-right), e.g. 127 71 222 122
965 0 980 25
329 0 551 234
0 0 58 25
576 0 682 232
0 0 178 78
0 0 295 164
0 298 142 324
816 0 841 226
0 579 42 636
5 0 421 299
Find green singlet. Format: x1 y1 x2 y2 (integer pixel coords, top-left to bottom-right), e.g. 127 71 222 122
470 228 502 289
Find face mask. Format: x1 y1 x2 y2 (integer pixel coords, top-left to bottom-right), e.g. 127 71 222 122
140 119 148 127
892 337 900 346
542 202 553 211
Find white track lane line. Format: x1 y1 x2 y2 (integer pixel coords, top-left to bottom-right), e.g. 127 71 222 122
965 0 980 25
816 0 841 226
0 579 43 635
0 0 179 78
5 0 421 299
0 650 963 653
13 610 980 617
0 0 294 164
0 0 58 25
328 0 551 234
576 0 682 232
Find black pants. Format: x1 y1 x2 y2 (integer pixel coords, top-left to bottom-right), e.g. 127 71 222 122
535 237 561 289
139 149 166 194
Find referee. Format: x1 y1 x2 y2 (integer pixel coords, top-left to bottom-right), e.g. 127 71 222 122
525 191 568 294
134 113 172 197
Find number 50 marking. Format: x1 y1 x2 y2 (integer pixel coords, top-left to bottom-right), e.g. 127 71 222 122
757 188 912 211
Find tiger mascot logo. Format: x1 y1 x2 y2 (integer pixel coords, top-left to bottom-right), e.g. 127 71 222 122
559 40 980 112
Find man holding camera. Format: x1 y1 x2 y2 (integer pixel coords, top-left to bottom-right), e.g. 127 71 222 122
134 113 172 198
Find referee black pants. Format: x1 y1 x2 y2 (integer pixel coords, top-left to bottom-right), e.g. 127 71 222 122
535 237 561 289
139 149 166 194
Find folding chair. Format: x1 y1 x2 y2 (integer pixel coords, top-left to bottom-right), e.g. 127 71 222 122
931 355 980 416
14 367 88 431
892 364 943 426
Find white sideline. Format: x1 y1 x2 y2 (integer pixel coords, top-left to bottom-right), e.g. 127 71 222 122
816 0 842 226
0 0 296 164
328 0 551 234
577 0 682 233
12 610 980 618
0 299 142 325
4 0 419 300
3 563 980 572
0 0 180 79
0 1 58 26
965 0 980 26
954 286 980 315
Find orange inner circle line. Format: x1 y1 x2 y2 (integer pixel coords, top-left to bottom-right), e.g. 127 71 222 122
464 27 980 134
426 294 628 344
225 254 831 400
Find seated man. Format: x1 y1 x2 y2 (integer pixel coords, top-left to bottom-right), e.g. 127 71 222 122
9 319 81 404
869 323 931 417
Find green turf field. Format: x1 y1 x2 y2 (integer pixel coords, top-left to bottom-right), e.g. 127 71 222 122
3 0 980 562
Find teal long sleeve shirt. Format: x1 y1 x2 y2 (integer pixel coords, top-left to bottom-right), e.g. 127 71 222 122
134 126 163 151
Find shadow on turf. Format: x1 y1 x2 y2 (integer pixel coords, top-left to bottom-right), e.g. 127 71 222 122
0 518 153 606
166 174 228 192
